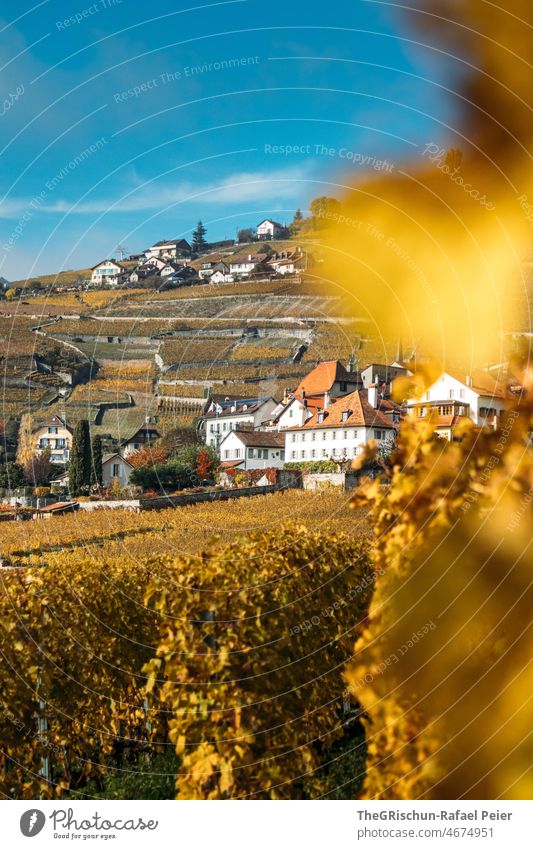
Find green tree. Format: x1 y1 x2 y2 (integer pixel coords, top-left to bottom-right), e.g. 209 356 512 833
69 420 91 496
90 435 103 487
0 461 25 490
191 220 207 253
237 227 255 243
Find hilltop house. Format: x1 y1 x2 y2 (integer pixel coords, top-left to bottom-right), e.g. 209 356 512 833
219 429 286 471
203 396 278 451
33 415 72 464
256 219 284 240
90 260 125 286
405 371 507 439
228 254 270 278
284 387 398 463
121 422 161 457
145 239 191 261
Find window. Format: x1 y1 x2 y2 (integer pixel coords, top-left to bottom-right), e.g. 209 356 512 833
322 449 327 457
311 432 316 441
280 451 285 460
248 448 255 458
224 450 229 459
48 427 58 434
291 450 296 459
353 430 358 439
318 413 324 423
460 388 466 398
332 431 336 440
322 432 326 441
300 450 306 459
301 433 306 442
210 424 214 433
311 449 316 458
112 463 120 478
449 389 454 399
374 429 385 440
291 433 296 442
289 408 293 418
340 381 347 392
341 411 349 422
352 446 358 457
343 430 347 439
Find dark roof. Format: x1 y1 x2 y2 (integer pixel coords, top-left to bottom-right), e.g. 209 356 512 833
228 430 286 448
33 415 72 434
204 397 273 420
91 259 123 271
257 219 283 228
121 423 160 445
151 239 191 250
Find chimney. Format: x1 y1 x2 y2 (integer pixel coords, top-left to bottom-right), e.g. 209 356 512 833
324 390 331 410
368 384 378 408
248 254 252 261
466 375 472 387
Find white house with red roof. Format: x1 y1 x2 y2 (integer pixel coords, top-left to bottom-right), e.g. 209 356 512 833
405 371 507 438
256 219 284 240
268 360 361 431
284 386 398 463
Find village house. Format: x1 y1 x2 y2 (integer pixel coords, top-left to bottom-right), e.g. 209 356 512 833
219 429 286 471
90 260 125 286
203 396 278 451
284 387 398 462
228 254 269 278
121 421 161 457
33 415 72 464
256 219 284 240
100 452 134 487
144 239 191 261
267 360 362 431
361 362 409 394
209 262 231 283
405 371 507 439
52 452 134 490
267 247 306 275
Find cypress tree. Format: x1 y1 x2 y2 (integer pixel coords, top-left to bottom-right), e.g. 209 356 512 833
91 435 103 487
69 420 91 496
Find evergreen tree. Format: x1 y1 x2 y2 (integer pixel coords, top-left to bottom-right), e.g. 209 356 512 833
90 435 103 487
191 220 207 253
69 420 91 496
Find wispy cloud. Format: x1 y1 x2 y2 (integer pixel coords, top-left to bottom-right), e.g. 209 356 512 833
0 166 310 218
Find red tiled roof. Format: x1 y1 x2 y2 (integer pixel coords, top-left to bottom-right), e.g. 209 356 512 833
220 460 244 469
285 389 396 431
295 360 355 399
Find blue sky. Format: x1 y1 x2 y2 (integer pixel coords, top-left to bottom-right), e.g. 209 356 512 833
0 0 460 280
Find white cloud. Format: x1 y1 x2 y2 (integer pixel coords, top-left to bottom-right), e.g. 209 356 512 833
0 166 311 218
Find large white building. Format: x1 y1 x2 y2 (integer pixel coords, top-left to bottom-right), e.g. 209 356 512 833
265 360 362 431
219 429 286 471
284 386 398 462
405 371 507 438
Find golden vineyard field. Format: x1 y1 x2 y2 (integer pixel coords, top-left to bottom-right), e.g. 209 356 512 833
2 490 368 567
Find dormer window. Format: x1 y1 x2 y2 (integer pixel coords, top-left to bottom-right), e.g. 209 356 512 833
341 410 350 422
318 413 324 423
